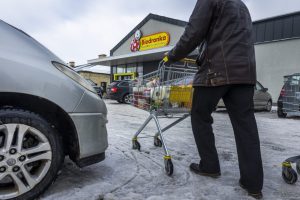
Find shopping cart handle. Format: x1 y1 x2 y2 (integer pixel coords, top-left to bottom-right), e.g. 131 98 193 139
163 56 169 62
180 58 196 64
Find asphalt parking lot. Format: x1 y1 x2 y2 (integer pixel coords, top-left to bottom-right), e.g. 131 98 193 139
41 100 300 200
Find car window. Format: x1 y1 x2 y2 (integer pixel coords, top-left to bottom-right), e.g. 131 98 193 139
119 82 129 87
256 82 264 91
109 82 119 86
291 75 300 85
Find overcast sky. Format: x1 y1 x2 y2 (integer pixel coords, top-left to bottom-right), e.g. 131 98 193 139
0 0 300 65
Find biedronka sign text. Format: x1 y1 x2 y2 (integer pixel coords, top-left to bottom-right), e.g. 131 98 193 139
130 30 170 52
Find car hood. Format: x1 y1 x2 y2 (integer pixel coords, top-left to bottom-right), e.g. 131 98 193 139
0 20 65 66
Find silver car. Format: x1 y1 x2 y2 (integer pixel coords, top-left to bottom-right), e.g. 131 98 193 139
0 20 108 200
217 81 273 111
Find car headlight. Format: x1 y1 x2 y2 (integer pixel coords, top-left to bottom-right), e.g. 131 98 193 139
52 61 96 93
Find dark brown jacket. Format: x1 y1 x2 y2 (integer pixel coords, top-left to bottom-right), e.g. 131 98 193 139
168 0 256 86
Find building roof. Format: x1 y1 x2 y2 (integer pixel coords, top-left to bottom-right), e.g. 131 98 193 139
110 13 187 56
90 11 300 66
75 64 111 74
252 11 300 44
109 11 300 54
253 11 300 24
89 46 174 66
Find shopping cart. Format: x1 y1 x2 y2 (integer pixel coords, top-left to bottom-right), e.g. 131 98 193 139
280 73 300 184
131 59 197 176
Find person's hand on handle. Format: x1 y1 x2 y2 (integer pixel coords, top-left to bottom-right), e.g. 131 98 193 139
163 52 172 66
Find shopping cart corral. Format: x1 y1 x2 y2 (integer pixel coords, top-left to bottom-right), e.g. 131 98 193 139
281 73 300 117
280 73 300 185
131 59 197 175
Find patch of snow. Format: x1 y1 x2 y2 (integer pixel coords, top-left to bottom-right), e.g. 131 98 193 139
41 100 300 200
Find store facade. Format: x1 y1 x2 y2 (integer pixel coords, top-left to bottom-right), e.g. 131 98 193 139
88 14 188 81
89 12 300 99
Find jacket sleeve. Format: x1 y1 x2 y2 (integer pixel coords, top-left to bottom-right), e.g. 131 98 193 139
168 0 215 62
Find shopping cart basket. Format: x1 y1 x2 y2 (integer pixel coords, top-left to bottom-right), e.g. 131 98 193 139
280 73 300 184
131 59 197 175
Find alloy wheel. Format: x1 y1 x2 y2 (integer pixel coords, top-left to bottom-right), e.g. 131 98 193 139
0 124 52 199
124 94 133 104
266 100 272 112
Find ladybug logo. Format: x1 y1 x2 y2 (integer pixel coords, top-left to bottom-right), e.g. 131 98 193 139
130 30 142 52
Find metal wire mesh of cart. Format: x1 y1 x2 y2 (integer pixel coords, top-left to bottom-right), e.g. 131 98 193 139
131 59 197 176
282 73 300 116
131 60 198 115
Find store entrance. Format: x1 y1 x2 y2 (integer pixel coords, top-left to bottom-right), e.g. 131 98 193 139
113 72 137 81
100 82 107 92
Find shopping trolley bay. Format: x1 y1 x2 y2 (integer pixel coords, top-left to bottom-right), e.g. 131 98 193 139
39 99 300 200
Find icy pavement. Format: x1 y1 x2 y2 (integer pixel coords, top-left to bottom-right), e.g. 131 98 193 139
41 100 300 200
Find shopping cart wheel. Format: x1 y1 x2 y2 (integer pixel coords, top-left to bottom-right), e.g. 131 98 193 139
164 156 173 176
154 136 163 147
296 161 300 175
132 139 141 151
282 162 298 184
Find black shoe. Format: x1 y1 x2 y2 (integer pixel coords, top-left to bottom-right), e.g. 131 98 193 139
189 163 221 178
239 180 263 199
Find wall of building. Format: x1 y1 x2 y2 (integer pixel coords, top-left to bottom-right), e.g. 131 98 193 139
255 38 300 100
112 19 185 56
79 71 111 86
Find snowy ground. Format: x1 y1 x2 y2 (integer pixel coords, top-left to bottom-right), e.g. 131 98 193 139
41 100 300 200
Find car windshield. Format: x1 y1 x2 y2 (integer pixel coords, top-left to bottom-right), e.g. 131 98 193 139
285 75 300 86
109 82 119 86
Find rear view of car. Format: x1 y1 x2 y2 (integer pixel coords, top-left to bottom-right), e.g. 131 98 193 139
0 20 108 200
277 73 300 118
106 80 132 104
217 81 272 111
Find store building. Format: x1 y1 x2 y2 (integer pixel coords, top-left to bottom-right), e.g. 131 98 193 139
88 12 300 99
88 14 188 81
75 64 111 92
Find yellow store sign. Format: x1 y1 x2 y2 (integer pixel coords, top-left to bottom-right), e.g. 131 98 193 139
130 30 170 52
139 32 170 51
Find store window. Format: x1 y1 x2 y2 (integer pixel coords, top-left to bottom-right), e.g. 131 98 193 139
127 63 137 73
117 65 126 73
112 66 117 74
137 63 143 77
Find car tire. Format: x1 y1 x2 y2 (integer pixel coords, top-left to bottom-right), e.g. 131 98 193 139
266 100 272 112
123 94 132 104
277 109 287 118
0 109 64 200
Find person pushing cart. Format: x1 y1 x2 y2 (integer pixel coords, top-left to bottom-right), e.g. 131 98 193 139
133 0 264 199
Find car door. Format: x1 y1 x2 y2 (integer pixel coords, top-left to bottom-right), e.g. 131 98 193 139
254 82 266 109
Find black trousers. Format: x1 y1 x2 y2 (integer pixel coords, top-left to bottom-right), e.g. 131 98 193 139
191 85 263 192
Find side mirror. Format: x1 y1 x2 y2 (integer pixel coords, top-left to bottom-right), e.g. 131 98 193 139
262 88 268 92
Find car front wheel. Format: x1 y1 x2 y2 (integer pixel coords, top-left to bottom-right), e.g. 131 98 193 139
266 100 272 112
123 94 132 104
0 109 64 200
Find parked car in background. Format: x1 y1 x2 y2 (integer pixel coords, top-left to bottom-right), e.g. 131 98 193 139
217 81 273 111
107 80 132 104
277 84 287 118
85 79 104 98
0 20 108 200
94 86 104 98
277 73 300 118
